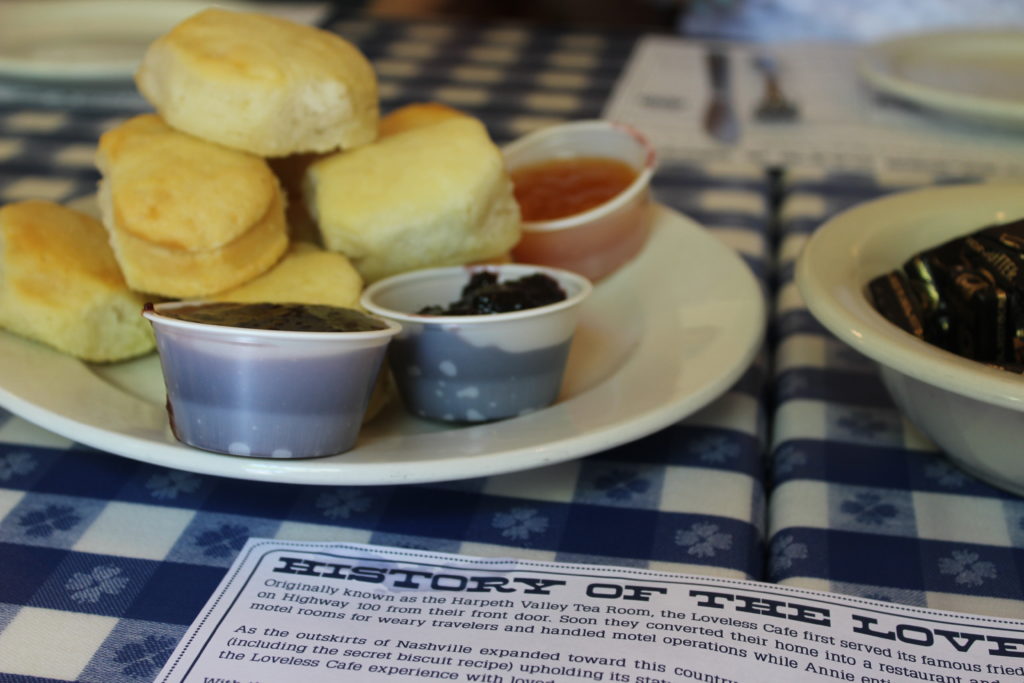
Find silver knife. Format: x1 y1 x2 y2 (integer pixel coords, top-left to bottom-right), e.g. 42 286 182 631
703 47 740 144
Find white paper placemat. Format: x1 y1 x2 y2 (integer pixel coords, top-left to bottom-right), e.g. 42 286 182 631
155 539 1024 683
603 35 1024 178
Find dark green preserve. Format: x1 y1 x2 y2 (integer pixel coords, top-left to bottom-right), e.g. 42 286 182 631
163 302 388 332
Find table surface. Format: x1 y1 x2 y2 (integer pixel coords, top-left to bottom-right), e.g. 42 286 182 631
0 12 1021 683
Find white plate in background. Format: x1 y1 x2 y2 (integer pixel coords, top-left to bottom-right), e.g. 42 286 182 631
0 206 765 485
0 1 252 82
858 30 1024 128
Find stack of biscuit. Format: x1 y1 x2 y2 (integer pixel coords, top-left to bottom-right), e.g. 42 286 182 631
0 7 522 365
98 8 381 300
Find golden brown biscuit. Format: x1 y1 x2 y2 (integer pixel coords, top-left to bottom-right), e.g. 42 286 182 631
305 116 521 283
207 241 363 309
0 200 154 363
378 102 468 138
95 114 289 298
96 179 289 299
97 114 280 251
135 8 378 157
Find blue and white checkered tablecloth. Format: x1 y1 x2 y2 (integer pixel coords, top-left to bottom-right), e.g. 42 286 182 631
4 12 1024 682
0 17 775 682
769 167 1024 620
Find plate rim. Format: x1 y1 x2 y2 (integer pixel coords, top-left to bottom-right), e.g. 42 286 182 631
0 0 247 82
857 29 1024 127
0 205 765 485
796 182 1024 411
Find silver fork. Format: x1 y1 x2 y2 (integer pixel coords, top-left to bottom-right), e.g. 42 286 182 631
753 54 799 122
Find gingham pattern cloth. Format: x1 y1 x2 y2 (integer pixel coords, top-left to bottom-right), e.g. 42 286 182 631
769 166 1024 620
0 17 774 682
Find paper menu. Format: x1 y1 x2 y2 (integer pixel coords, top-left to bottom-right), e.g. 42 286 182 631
602 35 1024 179
157 539 1024 682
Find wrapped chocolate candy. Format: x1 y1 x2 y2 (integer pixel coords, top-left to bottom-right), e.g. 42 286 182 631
962 218 1024 363
944 267 1007 364
867 270 927 339
900 235 964 353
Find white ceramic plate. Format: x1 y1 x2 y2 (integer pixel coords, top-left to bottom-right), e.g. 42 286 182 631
0 1 246 82
858 30 1024 128
0 206 764 485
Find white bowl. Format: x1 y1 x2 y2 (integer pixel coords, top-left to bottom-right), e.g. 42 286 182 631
796 182 1024 496
503 119 656 282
